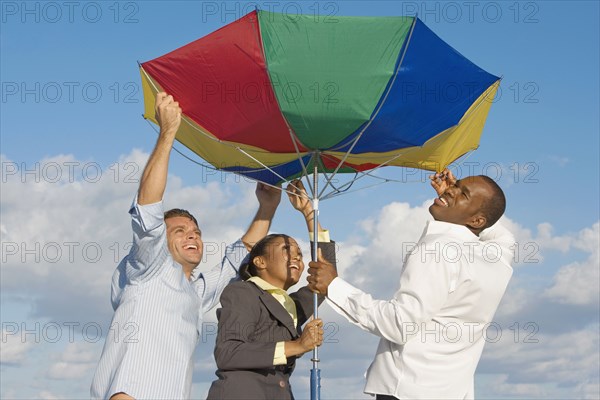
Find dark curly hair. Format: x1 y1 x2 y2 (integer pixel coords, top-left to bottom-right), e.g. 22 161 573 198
477 175 506 229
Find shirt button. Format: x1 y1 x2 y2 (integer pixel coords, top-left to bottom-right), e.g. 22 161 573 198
279 380 286 388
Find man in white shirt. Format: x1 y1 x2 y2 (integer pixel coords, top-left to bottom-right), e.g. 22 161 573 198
91 92 282 399
307 170 514 400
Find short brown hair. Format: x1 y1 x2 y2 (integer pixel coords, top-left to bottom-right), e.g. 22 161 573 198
164 208 199 228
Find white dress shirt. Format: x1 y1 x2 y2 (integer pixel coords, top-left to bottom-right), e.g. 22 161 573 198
327 220 514 399
91 198 247 399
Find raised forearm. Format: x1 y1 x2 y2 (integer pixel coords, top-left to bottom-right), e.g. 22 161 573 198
241 205 277 250
302 208 324 234
138 134 175 205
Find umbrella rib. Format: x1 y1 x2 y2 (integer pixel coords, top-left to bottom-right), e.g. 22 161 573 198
321 179 393 201
233 146 291 184
327 148 480 199
317 16 418 199
319 150 406 199
318 145 478 201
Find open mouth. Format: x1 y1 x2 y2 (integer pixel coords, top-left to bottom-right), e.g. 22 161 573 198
289 264 301 271
183 244 198 250
434 196 449 207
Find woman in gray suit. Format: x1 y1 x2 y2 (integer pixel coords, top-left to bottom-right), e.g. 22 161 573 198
206 181 337 400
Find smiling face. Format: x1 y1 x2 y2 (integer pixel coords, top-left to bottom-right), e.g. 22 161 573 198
165 216 203 277
429 176 494 234
253 236 304 290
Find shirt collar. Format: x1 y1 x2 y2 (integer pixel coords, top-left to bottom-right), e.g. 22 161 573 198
190 265 202 281
424 220 479 241
248 276 286 293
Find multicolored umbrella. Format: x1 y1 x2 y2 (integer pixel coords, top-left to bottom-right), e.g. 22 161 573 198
140 10 499 191
139 10 499 399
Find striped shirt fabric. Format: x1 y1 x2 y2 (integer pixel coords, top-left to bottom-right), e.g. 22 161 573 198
90 198 247 399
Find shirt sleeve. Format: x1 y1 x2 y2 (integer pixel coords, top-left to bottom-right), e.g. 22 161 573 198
309 229 330 242
125 197 170 282
110 197 170 308
196 239 248 313
326 245 453 345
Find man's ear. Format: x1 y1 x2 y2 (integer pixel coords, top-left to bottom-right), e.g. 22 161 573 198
253 256 267 271
467 213 487 230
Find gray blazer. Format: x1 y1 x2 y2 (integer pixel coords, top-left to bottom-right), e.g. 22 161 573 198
206 241 336 400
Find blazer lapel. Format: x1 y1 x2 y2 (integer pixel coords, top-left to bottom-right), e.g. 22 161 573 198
257 291 298 338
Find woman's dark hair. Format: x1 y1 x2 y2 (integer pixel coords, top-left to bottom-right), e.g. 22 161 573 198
239 233 292 280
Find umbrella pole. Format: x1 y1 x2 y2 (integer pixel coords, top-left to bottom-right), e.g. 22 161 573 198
310 163 321 400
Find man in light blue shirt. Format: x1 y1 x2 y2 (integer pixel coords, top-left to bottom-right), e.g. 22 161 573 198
91 92 282 399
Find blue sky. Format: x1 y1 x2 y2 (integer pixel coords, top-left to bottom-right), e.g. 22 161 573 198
1 1 599 399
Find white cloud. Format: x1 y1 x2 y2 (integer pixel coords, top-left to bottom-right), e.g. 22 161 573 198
479 374 547 398
46 361 91 381
494 282 532 318
480 325 600 394
38 391 61 400
577 381 600 400
573 222 600 253
543 223 600 305
46 342 101 380
546 257 599 304
0 327 34 365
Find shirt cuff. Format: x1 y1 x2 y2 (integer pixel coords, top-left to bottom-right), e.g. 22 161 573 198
327 277 359 307
273 341 287 365
309 229 330 242
130 194 165 233
224 239 250 273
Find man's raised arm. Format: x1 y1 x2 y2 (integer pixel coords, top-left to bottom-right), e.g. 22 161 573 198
138 92 182 205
